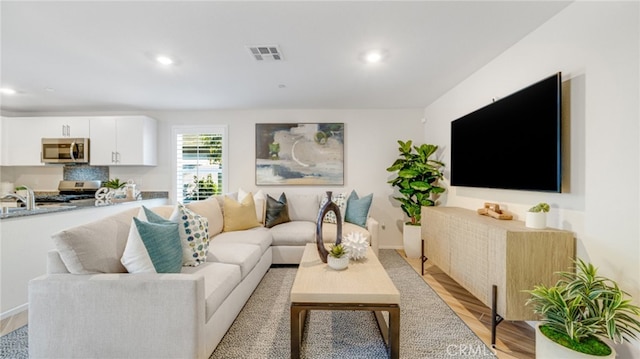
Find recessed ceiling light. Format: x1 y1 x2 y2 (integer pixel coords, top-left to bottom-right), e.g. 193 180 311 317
361 50 388 64
0 88 17 95
156 55 174 66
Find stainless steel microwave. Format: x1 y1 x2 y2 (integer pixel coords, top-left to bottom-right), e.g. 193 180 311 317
41 138 90 164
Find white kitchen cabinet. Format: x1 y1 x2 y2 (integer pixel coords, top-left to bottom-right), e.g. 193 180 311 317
39 117 90 138
89 116 157 166
0 117 91 166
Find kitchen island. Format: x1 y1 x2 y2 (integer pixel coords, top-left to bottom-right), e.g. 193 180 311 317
0 195 169 321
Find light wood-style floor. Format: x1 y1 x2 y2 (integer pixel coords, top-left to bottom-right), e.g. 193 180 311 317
398 249 535 359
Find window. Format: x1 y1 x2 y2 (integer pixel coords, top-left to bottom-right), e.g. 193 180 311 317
172 126 227 203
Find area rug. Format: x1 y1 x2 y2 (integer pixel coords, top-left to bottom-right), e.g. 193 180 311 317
0 250 494 359
209 249 495 358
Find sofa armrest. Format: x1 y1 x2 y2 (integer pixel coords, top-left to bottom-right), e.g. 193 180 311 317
366 217 380 256
29 273 206 358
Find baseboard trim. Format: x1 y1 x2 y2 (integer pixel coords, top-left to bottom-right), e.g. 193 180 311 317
1 303 28 320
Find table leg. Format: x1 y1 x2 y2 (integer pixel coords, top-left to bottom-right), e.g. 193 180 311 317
389 307 400 359
290 304 302 359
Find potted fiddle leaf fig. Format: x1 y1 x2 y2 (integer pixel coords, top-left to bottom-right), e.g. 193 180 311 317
386 140 445 258
526 259 640 358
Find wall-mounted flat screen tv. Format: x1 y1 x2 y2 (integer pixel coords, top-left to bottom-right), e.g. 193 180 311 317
450 72 562 192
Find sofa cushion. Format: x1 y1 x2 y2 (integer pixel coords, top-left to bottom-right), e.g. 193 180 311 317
319 191 347 224
323 222 371 244
269 221 316 246
207 243 262 279
181 262 241 322
264 193 290 228
170 203 210 267
345 190 373 228
212 227 272 253
185 197 224 236
222 195 260 232
51 207 139 274
121 216 183 274
286 194 319 222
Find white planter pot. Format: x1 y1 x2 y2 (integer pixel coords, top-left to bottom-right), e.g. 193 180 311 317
403 223 422 258
327 255 349 270
525 212 547 229
536 325 615 359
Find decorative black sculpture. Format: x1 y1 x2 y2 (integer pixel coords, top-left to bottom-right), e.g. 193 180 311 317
315 191 342 263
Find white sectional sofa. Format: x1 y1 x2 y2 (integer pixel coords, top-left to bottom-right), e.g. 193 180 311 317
28 191 378 358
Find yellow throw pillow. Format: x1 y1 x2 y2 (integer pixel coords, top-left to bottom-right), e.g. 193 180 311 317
223 194 261 232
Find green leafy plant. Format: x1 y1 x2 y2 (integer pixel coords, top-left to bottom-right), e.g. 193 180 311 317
526 259 640 356
529 202 550 213
14 186 27 191
328 244 347 259
184 174 218 201
103 178 126 189
386 140 445 225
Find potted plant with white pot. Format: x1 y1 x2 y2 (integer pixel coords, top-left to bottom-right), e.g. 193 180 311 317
386 140 445 258
526 259 640 358
327 244 349 271
526 202 550 229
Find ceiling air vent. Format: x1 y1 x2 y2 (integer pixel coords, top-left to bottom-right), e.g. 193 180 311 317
247 45 283 61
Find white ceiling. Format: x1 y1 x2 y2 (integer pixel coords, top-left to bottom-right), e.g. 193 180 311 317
1 1 572 113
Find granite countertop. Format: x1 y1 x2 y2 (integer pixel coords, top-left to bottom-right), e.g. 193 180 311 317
0 191 169 220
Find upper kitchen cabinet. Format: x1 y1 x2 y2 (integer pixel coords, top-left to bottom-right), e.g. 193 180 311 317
40 117 91 138
89 116 157 166
1 117 91 166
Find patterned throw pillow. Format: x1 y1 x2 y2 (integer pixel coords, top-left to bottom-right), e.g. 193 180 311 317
121 207 182 273
319 192 347 224
265 193 290 228
345 190 373 228
170 203 210 267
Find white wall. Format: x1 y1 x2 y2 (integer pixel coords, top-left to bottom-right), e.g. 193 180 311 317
423 2 639 355
2 109 425 248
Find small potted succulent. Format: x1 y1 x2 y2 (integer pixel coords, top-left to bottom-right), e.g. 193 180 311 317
526 259 640 358
327 244 349 270
526 202 550 229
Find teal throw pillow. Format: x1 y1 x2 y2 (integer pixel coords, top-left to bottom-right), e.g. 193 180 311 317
265 193 290 228
131 217 183 273
345 191 373 228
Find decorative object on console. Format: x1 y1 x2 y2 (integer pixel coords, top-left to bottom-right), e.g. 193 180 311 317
255 123 344 185
477 202 513 220
342 232 368 260
526 259 640 358
327 243 349 270
387 140 445 259
315 191 343 263
525 202 549 229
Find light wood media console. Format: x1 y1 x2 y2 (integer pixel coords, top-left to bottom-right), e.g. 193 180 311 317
421 206 575 346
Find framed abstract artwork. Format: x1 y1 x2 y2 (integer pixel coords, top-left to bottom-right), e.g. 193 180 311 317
255 123 344 185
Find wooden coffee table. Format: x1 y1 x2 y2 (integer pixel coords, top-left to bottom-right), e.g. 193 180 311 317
290 243 400 358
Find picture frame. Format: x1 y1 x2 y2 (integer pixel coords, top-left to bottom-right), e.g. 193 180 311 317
255 123 344 185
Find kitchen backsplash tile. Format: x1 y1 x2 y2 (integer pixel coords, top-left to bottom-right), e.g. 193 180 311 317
63 165 109 182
